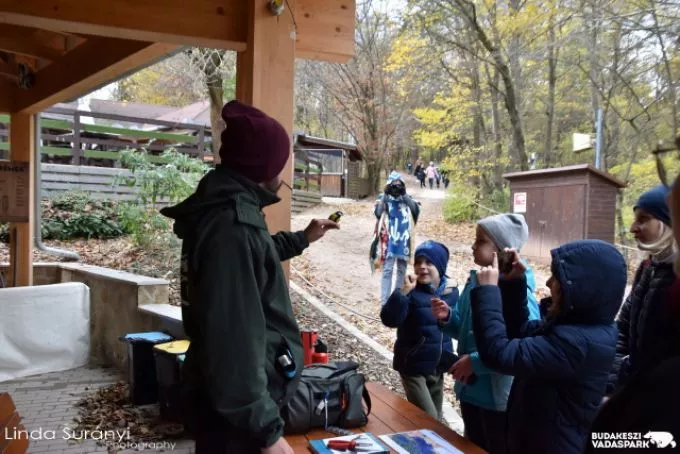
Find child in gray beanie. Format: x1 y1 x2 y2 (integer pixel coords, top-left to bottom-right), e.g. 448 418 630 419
478 213 529 253
431 212 539 454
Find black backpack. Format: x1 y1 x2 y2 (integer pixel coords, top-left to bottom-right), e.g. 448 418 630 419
282 360 372 434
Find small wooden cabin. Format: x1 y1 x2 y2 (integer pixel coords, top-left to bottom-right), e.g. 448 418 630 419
503 164 626 260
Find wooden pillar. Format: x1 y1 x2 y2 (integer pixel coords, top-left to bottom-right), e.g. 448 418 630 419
235 0 296 228
236 0 296 275
7 113 35 287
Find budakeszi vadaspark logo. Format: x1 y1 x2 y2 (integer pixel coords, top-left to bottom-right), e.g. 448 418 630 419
591 432 677 449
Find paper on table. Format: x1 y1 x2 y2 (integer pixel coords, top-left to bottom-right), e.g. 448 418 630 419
309 433 390 454
379 429 464 454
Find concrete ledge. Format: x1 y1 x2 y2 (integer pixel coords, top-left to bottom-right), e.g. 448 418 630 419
138 303 182 322
58 262 168 286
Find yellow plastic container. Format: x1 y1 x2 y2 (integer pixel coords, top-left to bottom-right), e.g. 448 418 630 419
153 340 190 355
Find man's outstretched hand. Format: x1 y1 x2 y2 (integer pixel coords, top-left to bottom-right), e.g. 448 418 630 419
304 219 340 244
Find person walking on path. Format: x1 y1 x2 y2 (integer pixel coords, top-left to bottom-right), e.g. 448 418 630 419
372 171 420 305
426 162 437 189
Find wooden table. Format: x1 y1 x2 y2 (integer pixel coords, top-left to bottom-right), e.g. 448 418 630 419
286 382 486 453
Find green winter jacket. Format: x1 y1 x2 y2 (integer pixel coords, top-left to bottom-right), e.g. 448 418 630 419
160 165 307 448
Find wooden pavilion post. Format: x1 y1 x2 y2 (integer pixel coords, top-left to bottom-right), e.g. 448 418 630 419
7 113 35 287
236 0 297 275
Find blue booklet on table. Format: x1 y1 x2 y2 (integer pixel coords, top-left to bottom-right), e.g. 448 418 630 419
309 433 390 454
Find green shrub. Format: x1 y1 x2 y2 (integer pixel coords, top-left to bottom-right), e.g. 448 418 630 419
484 187 511 214
0 191 126 242
118 147 209 208
116 148 209 247
443 186 479 223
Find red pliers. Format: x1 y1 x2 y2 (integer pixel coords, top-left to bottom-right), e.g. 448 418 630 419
327 435 373 451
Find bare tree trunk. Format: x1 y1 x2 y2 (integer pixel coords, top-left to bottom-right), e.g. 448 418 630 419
452 0 528 169
544 12 558 167
486 63 504 191
472 61 484 149
367 159 384 195
603 22 623 170
195 50 226 162
650 0 678 138
508 0 524 161
587 0 601 128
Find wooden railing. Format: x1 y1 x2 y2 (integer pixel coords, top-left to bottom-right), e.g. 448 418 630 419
0 107 212 166
293 153 322 192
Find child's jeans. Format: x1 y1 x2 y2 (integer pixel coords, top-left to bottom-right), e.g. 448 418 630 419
460 401 507 454
401 374 444 421
381 256 407 305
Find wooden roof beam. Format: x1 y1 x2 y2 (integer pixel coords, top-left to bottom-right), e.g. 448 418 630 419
13 37 178 113
0 77 14 113
0 0 248 50
0 24 65 60
0 57 17 78
296 0 355 63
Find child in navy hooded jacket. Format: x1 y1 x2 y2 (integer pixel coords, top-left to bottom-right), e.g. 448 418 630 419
380 241 459 421
470 240 627 454
433 213 539 454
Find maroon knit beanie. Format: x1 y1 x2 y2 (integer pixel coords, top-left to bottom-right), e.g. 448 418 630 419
219 100 290 183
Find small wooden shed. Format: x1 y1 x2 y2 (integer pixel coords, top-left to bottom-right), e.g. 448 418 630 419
503 164 626 260
294 134 363 198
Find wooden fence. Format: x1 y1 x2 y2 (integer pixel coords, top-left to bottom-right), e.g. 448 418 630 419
0 107 212 166
294 153 322 193
292 190 322 214
40 163 156 202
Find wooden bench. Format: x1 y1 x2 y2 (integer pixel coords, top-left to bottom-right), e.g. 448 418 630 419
0 393 29 454
286 382 486 453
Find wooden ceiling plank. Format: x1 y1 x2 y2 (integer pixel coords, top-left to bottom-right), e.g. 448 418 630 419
0 37 63 61
295 0 355 63
13 55 39 72
0 77 14 112
13 38 178 113
0 58 17 77
0 0 248 50
0 24 68 60
0 23 70 49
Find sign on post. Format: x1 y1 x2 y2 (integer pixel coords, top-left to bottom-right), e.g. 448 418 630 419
0 161 29 222
573 133 594 152
513 192 527 213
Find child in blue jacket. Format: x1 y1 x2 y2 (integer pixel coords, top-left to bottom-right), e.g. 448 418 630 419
432 213 539 454
471 240 626 454
380 241 458 421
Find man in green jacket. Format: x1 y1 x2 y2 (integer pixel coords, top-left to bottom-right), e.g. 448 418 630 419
161 100 338 454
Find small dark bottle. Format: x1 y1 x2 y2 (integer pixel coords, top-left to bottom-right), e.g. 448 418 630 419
311 339 329 364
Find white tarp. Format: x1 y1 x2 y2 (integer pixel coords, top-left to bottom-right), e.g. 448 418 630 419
0 282 90 382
